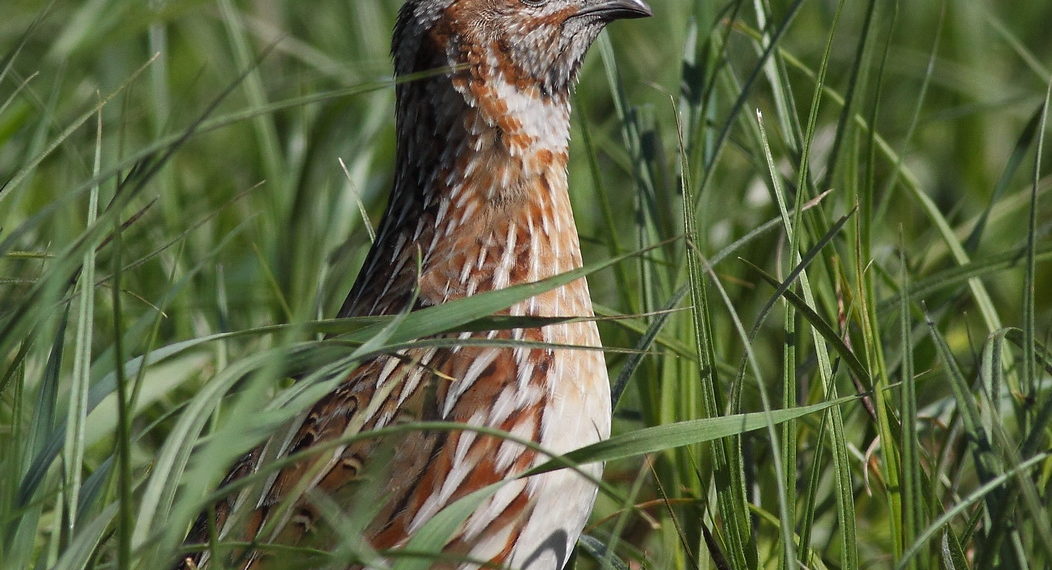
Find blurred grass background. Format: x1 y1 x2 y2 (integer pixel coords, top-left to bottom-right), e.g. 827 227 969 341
1 0 1051 568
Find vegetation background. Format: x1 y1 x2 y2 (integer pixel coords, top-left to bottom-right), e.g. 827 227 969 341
1 0 1050 568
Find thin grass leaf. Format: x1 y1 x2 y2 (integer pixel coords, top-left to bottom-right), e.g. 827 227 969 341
819 0 879 192
696 0 804 197
898 239 925 570
681 104 754 570
939 527 969 570
774 0 847 560
611 286 688 407
49 503 117 570
531 396 856 476
923 306 1002 483
109 207 133 569
1022 79 1050 426
61 102 102 537
897 452 1049 570
964 105 1046 253
879 243 1052 309
391 483 503 570
741 261 869 383
924 305 1010 566
0 54 158 202
577 534 630 570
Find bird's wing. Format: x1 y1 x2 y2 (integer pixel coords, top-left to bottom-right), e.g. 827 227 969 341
177 334 549 569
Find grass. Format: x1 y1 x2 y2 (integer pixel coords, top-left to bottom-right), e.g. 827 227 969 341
2 0 1051 568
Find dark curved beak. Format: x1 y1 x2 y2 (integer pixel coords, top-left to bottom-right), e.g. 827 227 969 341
574 0 653 21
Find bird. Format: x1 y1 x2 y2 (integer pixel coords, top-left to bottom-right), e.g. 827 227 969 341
177 0 651 568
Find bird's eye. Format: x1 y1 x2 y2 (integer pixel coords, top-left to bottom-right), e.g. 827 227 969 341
520 0 549 7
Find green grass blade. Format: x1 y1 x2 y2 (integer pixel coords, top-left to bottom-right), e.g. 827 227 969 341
897 453 1049 570
531 397 857 474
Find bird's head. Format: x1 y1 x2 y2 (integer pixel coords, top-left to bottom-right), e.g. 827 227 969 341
393 0 651 97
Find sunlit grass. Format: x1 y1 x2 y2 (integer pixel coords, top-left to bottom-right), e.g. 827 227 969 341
1 1 1051 568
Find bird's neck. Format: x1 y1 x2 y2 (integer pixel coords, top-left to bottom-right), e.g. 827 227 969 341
340 66 592 319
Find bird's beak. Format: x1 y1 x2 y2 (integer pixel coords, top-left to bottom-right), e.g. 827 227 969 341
573 0 653 21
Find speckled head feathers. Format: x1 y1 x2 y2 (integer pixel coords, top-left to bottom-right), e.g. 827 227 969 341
394 0 651 96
